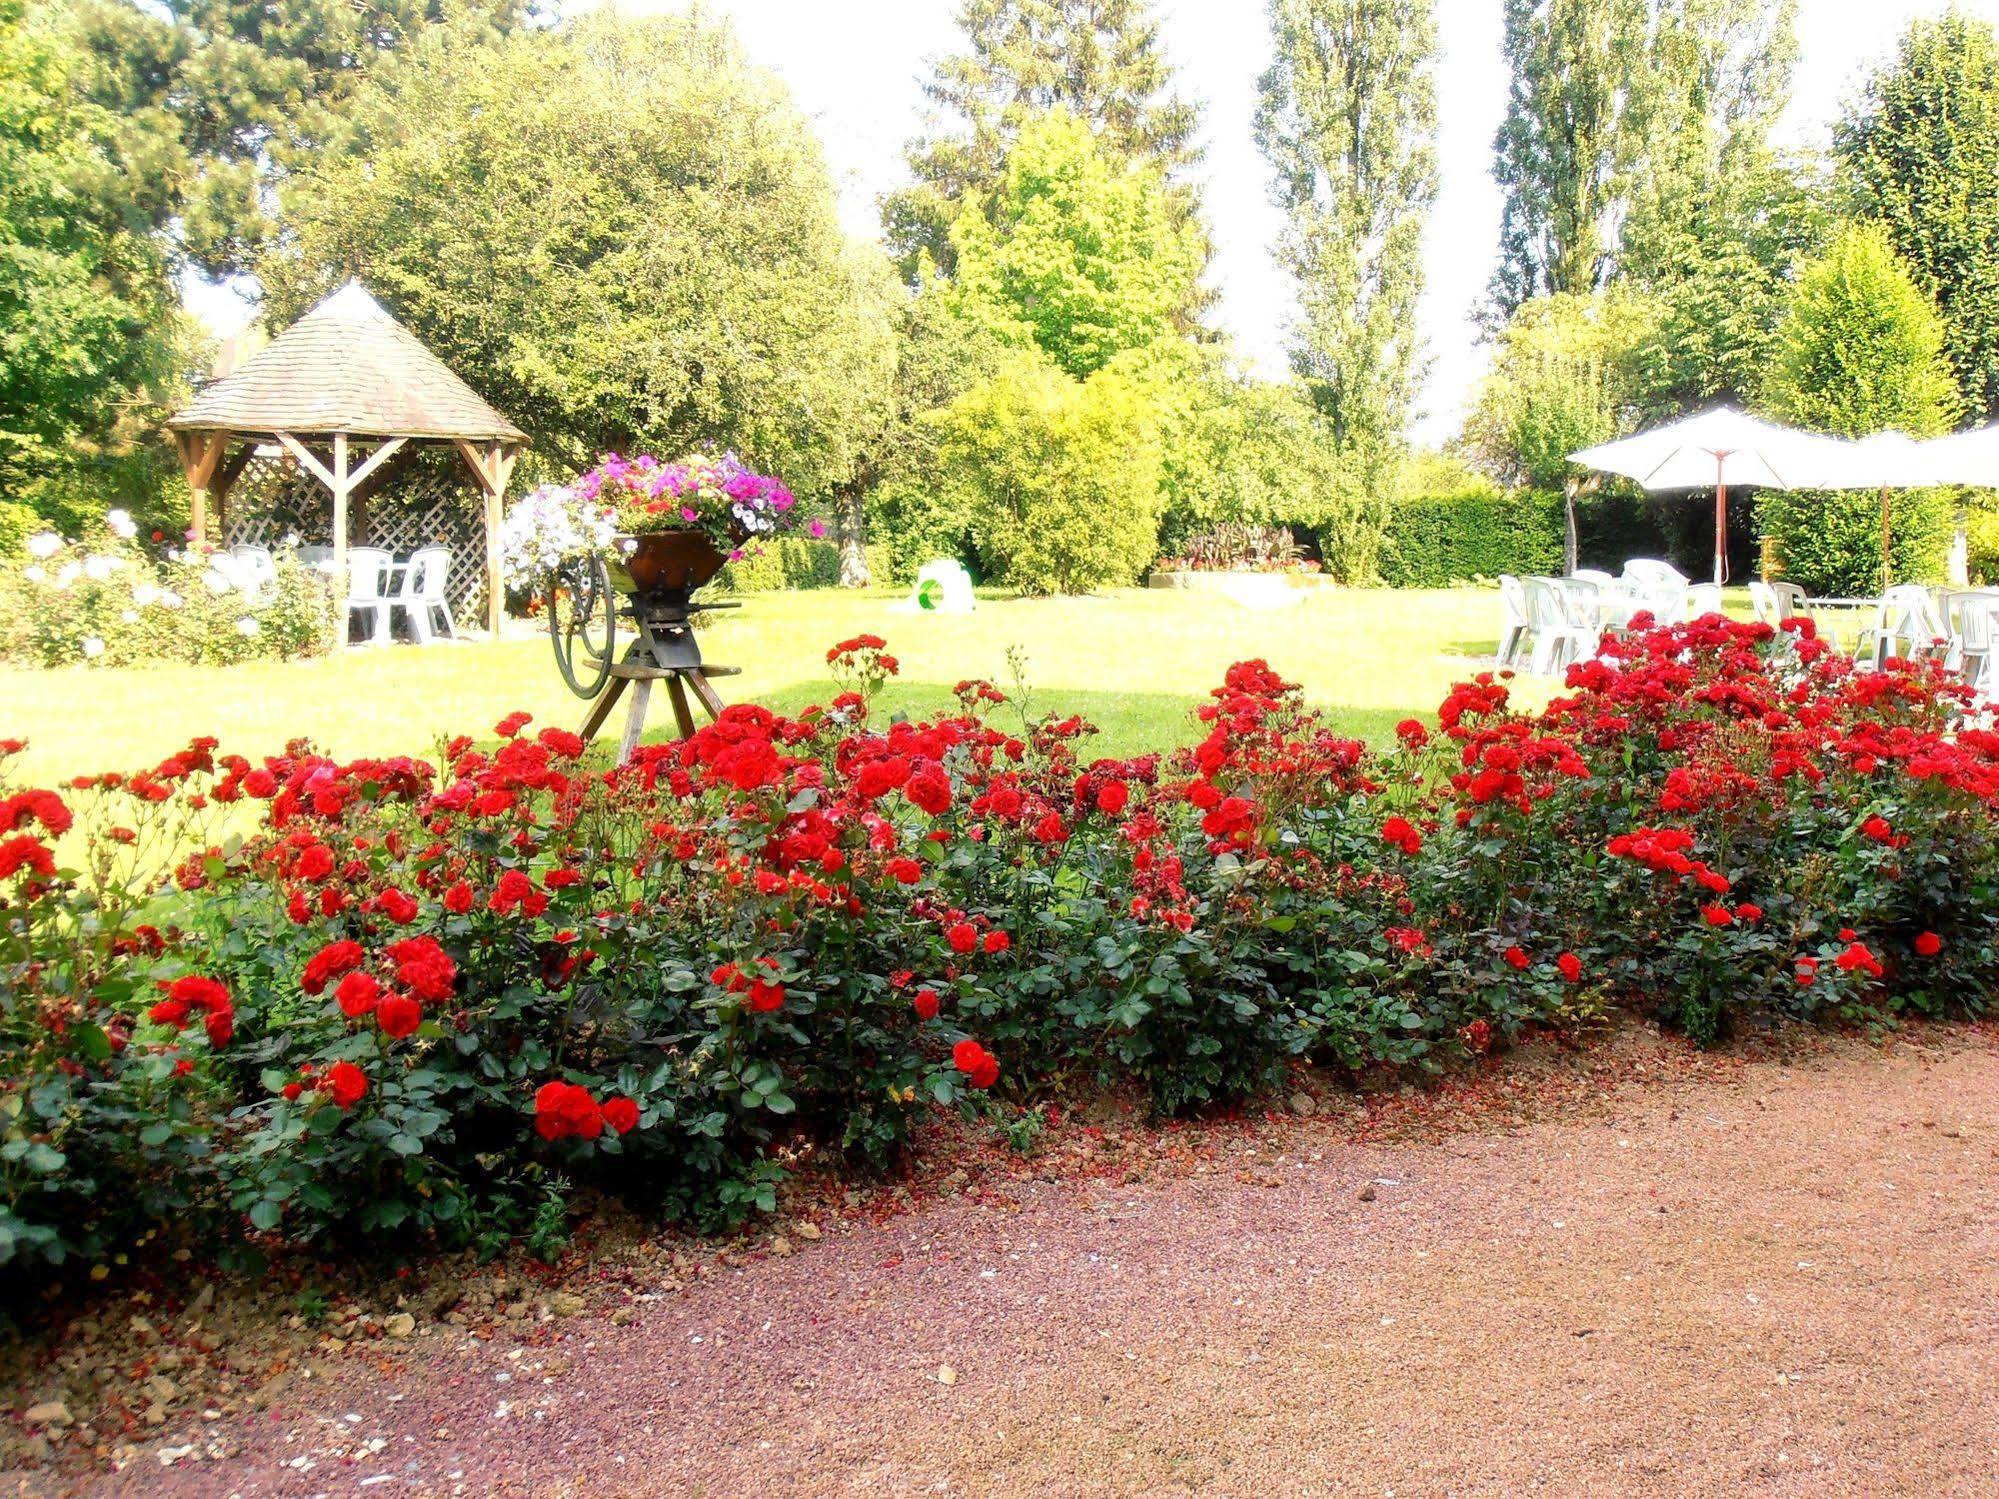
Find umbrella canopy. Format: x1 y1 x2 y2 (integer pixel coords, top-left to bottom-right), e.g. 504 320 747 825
1919 422 1999 486
1775 431 1951 592
1569 407 1843 585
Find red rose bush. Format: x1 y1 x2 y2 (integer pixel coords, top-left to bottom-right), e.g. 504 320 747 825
3 616 1995 1269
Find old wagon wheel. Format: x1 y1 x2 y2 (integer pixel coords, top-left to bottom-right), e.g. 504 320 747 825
547 554 616 700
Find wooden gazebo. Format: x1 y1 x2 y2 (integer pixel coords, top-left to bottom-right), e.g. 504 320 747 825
167 282 527 634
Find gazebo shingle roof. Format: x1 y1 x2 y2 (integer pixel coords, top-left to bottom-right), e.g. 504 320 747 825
169 282 526 443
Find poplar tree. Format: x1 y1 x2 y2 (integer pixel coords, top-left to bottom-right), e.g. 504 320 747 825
1255 0 1438 501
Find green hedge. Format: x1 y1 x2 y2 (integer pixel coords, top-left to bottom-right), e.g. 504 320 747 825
714 538 894 592
1379 486 1563 587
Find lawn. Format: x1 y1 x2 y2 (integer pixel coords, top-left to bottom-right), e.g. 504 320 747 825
0 586 1513 784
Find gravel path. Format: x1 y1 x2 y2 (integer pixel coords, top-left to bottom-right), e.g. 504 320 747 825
40 1032 1999 1497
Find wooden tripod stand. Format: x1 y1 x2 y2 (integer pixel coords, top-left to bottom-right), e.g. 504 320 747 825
579 597 740 764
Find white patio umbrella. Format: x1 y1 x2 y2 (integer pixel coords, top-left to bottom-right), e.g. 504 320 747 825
1776 430 1948 592
1569 407 1843 585
1920 422 1999 485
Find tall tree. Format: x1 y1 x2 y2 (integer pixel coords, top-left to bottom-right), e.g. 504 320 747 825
1256 0 1438 502
885 0 1200 282
0 0 179 510
262 12 898 494
71 0 528 277
1489 0 1640 314
1837 10 1999 420
1489 0 1796 317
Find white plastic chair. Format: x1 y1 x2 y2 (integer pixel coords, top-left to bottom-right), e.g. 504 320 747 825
1619 559 1690 625
345 547 393 645
390 546 455 644
1686 582 1724 618
1525 577 1597 676
1747 580 1806 625
228 544 277 600
1571 568 1616 588
1497 574 1532 667
1860 584 1949 669
1942 591 1999 691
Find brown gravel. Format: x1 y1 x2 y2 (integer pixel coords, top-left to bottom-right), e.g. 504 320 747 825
17 1028 1999 1497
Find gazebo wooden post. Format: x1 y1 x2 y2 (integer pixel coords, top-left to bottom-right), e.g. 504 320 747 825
176 432 229 549
457 439 519 638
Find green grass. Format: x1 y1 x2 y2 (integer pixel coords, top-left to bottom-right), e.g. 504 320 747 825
1 586 1518 784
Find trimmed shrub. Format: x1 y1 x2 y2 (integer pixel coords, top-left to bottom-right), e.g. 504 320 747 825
1379 485 1563 586
1759 485 1955 595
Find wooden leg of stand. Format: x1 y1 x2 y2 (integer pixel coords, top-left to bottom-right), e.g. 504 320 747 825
616 678 653 766
687 669 726 719
664 674 698 738
580 674 628 742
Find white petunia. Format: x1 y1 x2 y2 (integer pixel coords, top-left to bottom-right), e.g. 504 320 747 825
81 637 105 658
105 509 137 539
26 531 62 559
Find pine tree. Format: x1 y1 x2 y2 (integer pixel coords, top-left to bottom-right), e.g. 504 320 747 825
72 0 528 277
885 0 1200 282
1255 0 1438 503
1837 10 1999 419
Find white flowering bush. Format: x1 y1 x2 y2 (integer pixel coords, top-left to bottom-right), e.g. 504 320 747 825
499 483 617 590
0 520 338 668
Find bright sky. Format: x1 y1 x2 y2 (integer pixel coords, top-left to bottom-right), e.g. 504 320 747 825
189 0 1999 444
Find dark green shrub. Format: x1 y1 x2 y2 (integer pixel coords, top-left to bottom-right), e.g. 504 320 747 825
1380 486 1563 586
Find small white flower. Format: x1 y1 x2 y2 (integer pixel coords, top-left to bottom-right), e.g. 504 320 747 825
26 531 61 559
105 509 137 539
121 608 139 623
160 590 183 609
133 583 160 606
22 565 45 583
235 616 260 637
84 555 115 581
202 568 234 595
81 636 105 658
56 562 81 586
283 531 300 548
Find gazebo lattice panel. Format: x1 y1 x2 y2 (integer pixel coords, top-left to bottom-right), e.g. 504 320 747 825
221 453 489 625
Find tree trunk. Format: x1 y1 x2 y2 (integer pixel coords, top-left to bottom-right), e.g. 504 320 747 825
835 484 870 588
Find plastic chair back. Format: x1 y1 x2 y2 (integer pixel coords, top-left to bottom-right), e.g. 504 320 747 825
346 548 391 603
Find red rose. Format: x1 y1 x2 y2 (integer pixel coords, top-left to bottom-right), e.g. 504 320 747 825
1096 781 1129 815
1795 956 1819 986
387 936 457 1003
443 881 474 913
983 929 1010 955
378 887 418 923
376 994 422 1039
602 1096 640 1135
1915 931 1942 957
534 1079 603 1141
952 1039 1000 1090
335 971 381 1018
1734 903 1763 924
905 766 953 816
886 857 923 885
1462 1018 1493 1054
913 987 939 1020
1699 903 1733 927
324 1059 368 1110
1502 945 1529 970
1557 952 1582 983
946 921 978 954
746 975 785 1012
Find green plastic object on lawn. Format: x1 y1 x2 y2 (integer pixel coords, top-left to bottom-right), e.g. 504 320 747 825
898 559 974 615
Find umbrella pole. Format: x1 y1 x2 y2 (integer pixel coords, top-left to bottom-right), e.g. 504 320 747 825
1714 452 1728 587
1880 484 1891 593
